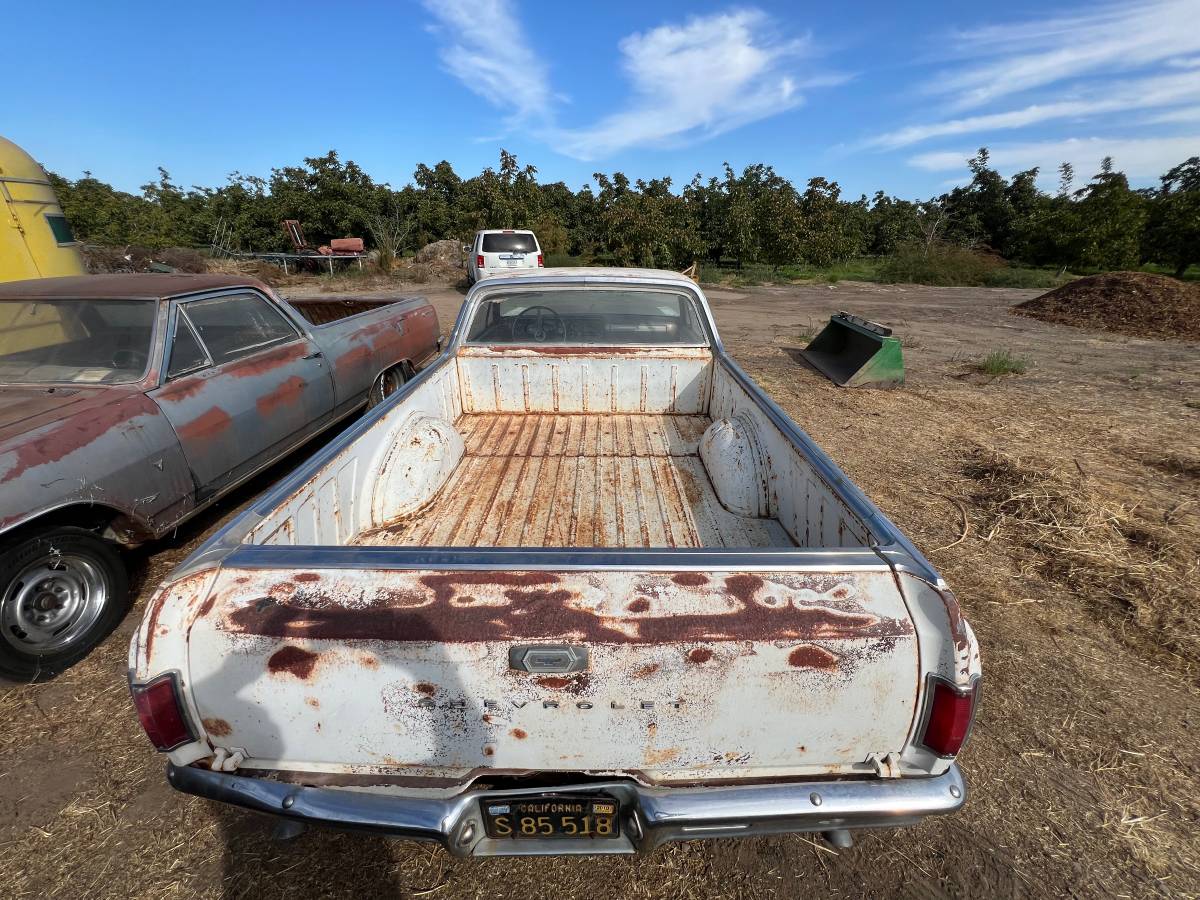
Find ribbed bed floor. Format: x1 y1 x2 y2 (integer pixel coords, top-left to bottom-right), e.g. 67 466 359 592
356 413 795 548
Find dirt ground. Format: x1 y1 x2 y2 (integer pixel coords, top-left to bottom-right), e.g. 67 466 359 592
2 277 1198 899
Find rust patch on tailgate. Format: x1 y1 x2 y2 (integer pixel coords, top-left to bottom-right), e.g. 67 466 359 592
419 572 558 603
223 570 909 646
788 644 839 670
267 646 320 679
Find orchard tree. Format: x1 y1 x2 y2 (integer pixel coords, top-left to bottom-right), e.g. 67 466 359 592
1071 157 1147 270
1143 157 1200 278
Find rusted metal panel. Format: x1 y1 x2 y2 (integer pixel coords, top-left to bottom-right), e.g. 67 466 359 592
357 413 792 549
0 386 194 538
246 361 462 545
180 566 918 783
150 338 334 492
456 346 711 415
709 362 872 548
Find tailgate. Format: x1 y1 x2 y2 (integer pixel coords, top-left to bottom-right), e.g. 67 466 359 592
184 567 918 783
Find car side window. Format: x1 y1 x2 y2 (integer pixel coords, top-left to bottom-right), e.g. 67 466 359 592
167 312 210 378
183 293 299 365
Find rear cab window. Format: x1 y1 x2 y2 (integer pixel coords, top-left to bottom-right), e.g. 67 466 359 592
481 232 539 254
465 287 709 346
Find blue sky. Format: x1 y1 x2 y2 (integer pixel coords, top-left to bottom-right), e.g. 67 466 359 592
6 0 1199 199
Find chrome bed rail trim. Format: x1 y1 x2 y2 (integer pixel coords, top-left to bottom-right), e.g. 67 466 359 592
168 763 966 857
218 544 893 572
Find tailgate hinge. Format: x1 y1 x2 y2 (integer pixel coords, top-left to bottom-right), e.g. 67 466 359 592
867 751 903 778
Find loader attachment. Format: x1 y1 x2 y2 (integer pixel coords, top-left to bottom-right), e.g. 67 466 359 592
800 312 904 387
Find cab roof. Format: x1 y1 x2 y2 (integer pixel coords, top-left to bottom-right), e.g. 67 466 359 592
0 273 271 301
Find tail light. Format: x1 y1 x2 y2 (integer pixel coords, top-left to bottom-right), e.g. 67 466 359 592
918 675 978 757
131 672 196 751
537 254 544 267
476 254 484 268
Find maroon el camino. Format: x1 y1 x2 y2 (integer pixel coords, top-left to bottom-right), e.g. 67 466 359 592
0 274 440 680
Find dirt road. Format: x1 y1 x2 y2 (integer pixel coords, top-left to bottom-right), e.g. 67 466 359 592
2 279 1197 898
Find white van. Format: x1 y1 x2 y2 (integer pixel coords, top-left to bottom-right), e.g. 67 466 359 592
467 229 543 283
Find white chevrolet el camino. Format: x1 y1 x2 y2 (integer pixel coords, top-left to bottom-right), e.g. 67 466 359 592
130 268 980 856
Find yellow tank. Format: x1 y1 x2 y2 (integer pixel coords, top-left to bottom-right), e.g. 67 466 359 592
0 136 86 282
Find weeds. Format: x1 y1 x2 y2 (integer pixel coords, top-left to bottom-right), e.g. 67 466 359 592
976 349 1030 375
983 267 1074 289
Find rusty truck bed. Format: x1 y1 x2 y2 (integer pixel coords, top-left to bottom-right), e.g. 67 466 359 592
356 413 796 549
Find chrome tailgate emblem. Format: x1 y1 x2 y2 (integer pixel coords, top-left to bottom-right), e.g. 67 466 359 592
509 645 589 673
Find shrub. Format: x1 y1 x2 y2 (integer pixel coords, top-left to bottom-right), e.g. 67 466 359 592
877 243 1001 286
983 267 1072 289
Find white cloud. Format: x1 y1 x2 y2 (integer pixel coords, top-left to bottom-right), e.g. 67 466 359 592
421 5 834 160
1146 105 1200 123
866 71 1200 148
909 136 1200 182
421 0 553 122
934 0 1200 110
548 11 813 159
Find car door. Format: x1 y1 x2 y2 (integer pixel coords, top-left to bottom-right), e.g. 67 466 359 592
148 290 335 497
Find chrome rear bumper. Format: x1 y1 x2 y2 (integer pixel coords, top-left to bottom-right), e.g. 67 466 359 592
168 763 966 857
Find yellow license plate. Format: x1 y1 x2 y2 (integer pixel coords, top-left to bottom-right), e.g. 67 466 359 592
482 796 620 839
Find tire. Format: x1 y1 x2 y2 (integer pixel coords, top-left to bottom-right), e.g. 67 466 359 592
367 365 408 409
0 528 129 682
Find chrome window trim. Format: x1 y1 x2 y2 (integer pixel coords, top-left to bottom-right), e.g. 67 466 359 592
177 289 302 366
163 305 214 380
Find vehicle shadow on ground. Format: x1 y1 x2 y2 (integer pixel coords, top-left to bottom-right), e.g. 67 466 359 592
215 806 413 898
194 607 480 898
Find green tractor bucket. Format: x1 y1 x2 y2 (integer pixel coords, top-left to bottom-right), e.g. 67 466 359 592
799 312 905 388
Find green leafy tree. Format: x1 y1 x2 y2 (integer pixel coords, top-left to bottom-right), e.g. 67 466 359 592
1070 157 1147 270
798 177 858 267
1143 157 1200 278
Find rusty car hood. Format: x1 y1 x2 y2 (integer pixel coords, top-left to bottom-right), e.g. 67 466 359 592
0 386 109 434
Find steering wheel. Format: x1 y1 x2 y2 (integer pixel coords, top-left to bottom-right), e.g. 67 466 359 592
110 348 148 371
513 305 566 342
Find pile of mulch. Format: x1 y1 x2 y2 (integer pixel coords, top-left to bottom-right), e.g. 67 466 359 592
1013 271 1200 341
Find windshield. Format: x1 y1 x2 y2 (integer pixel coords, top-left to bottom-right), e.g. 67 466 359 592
482 232 538 253
0 299 156 384
465 288 708 346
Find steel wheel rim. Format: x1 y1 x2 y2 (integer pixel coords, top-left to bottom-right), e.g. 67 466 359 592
2 553 108 654
381 369 404 398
